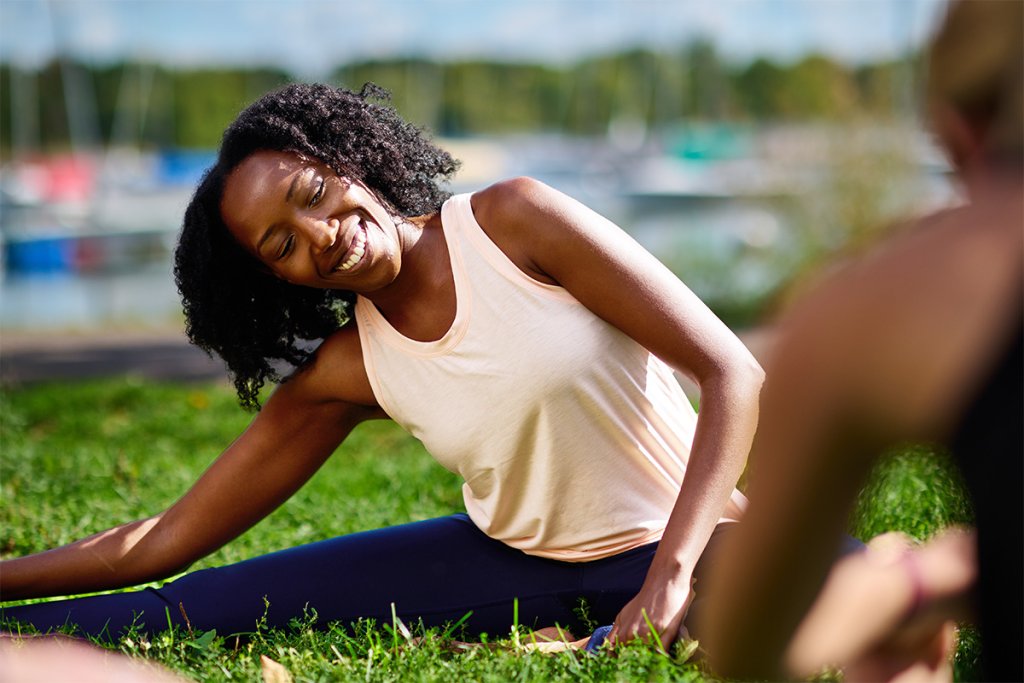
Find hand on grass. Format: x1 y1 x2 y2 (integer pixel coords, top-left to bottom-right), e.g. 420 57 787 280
607 571 694 650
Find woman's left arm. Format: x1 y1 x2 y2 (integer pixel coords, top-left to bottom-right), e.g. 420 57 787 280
474 177 764 645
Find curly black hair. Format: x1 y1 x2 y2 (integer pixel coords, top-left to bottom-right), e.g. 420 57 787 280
175 83 459 409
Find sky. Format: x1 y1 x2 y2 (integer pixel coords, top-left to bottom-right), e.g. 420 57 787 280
1 0 948 78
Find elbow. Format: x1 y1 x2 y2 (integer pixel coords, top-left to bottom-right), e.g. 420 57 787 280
691 350 764 425
715 349 765 404
735 352 766 392
733 334 766 383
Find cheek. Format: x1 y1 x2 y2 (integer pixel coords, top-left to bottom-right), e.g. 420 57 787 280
278 254 330 287
269 260 304 285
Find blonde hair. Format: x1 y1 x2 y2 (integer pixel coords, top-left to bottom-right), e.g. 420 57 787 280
928 0 1023 157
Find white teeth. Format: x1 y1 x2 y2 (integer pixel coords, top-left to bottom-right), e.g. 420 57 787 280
336 228 366 271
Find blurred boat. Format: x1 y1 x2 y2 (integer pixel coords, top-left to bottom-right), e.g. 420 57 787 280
0 150 213 277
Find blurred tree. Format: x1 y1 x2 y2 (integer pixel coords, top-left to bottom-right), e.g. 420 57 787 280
734 58 788 120
1 47 924 154
853 58 920 119
777 54 858 119
38 60 73 151
170 68 288 148
684 39 733 119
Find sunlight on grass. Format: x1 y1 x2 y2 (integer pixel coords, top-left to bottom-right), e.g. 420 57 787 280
0 378 978 681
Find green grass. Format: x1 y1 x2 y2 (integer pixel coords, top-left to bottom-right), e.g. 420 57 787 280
1 378 978 681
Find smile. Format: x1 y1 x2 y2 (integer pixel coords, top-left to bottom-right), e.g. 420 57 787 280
333 225 367 272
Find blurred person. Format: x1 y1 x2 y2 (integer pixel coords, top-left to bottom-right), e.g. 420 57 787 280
0 635 187 683
0 82 763 649
703 0 1022 680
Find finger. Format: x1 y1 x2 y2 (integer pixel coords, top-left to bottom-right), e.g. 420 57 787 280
610 621 639 645
664 611 686 645
613 621 645 646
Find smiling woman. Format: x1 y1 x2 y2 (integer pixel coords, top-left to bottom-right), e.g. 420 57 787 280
173 83 459 409
0 82 764 652
221 152 410 291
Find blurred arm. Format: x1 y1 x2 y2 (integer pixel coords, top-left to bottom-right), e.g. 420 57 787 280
702 209 1017 678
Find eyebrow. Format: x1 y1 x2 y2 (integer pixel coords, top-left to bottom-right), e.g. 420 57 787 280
255 170 304 254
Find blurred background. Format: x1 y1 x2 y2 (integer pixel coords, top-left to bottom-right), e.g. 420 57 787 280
0 0 956 338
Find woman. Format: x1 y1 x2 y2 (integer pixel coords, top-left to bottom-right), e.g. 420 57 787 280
0 83 762 646
704 1 1021 680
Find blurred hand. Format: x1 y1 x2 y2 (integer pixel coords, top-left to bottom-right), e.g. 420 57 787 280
785 528 975 679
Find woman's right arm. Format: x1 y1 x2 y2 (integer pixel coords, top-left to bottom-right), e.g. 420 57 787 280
0 329 381 601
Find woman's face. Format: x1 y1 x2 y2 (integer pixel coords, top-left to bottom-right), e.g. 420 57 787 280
221 150 404 292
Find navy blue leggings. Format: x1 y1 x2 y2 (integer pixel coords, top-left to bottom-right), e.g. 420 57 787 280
1 515 744 641
2 518 867 642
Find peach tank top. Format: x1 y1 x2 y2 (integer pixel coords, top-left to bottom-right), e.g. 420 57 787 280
355 193 746 561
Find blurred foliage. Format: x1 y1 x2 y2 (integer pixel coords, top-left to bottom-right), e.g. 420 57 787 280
849 444 973 542
0 60 291 152
0 43 917 154
763 121 923 318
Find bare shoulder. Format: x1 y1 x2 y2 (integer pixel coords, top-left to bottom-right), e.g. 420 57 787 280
469 177 568 284
469 176 591 241
789 204 1020 332
774 203 1022 438
279 324 382 414
469 176 552 228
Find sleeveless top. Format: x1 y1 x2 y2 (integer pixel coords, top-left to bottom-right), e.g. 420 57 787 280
354 192 747 561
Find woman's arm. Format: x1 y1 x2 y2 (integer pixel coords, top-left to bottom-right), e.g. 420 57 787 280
702 208 1019 678
0 329 380 601
473 177 764 644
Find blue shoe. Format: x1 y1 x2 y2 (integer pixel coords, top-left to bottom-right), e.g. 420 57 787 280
584 625 613 653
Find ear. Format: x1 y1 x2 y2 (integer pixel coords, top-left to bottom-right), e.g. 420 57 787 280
931 100 986 175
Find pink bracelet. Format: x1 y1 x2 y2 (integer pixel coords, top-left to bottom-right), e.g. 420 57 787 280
900 550 926 617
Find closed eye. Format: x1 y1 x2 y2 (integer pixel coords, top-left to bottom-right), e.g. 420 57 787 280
277 234 295 260
309 177 325 207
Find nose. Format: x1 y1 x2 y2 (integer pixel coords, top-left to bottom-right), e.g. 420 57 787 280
300 217 340 252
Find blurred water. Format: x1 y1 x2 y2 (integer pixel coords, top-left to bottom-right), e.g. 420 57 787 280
0 195 797 331
0 130 955 332
0 195 784 331
1 265 180 330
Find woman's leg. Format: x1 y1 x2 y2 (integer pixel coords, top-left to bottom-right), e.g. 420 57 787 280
2 514 652 640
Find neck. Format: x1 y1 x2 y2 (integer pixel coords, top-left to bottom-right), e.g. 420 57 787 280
363 211 451 331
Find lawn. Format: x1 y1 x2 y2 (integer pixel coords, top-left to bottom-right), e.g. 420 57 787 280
0 377 978 681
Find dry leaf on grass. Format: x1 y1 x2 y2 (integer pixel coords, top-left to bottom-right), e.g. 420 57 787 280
260 655 294 683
